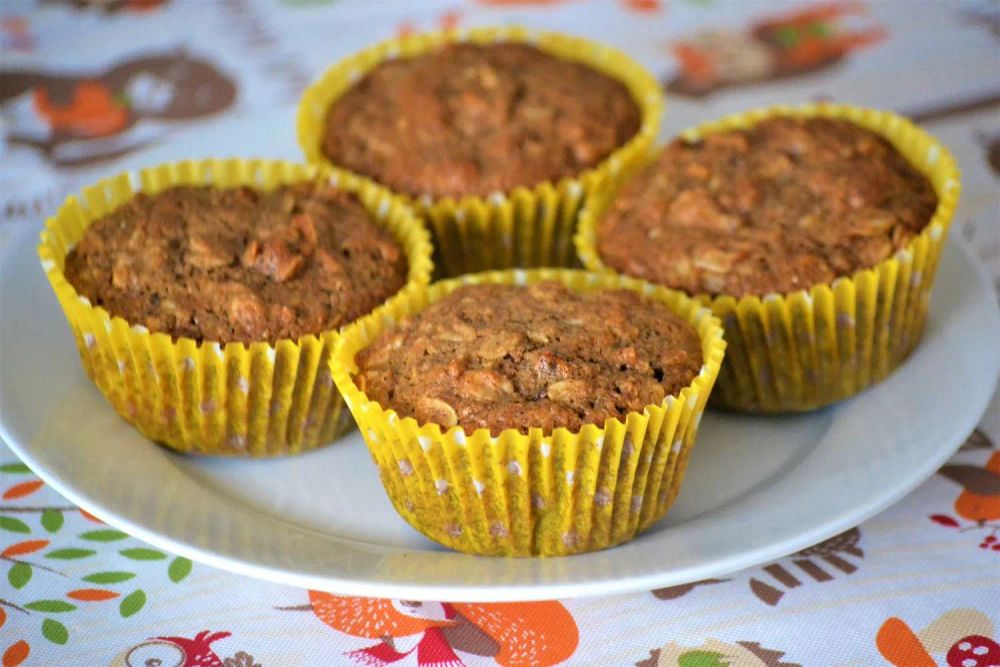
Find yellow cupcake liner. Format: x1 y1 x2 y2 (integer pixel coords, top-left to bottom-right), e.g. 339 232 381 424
297 25 663 277
576 103 961 412
38 159 434 456
331 268 725 556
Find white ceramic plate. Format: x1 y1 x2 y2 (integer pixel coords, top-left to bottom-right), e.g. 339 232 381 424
2 219 999 604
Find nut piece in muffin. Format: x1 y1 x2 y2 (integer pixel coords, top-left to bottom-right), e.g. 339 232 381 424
354 282 702 435
322 42 641 199
597 117 938 297
64 183 408 343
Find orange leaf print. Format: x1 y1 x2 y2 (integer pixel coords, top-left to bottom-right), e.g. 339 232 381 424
308 592 453 638
1 539 49 558
2 641 29 667
0 607 5 630
876 617 935 667
456 601 578 667
2 480 44 500
67 588 120 601
621 0 663 12
79 509 103 524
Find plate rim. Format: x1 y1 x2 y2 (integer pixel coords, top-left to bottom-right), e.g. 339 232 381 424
1 225 998 602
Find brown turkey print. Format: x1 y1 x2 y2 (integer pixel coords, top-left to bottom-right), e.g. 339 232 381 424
931 429 1000 552
0 49 235 166
665 1 886 97
651 528 864 606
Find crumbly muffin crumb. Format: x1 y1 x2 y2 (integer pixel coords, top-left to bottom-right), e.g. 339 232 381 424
65 184 408 343
597 117 938 297
355 282 702 435
322 42 641 198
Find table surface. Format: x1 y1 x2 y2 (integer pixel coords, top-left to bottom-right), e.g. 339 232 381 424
1 1 998 665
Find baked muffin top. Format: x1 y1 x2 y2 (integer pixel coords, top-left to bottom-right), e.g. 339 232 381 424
597 117 938 298
322 42 641 199
354 282 702 435
64 184 408 344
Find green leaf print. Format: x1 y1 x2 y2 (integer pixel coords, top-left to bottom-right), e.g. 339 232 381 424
83 570 136 584
119 548 167 561
45 548 96 559
119 589 147 617
0 515 30 533
0 462 31 473
24 600 77 613
41 509 64 533
678 651 731 667
7 561 32 589
168 557 192 583
42 618 69 645
79 529 128 542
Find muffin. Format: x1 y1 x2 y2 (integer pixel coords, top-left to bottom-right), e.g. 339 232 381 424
577 104 960 412
298 26 662 276
332 269 725 556
64 184 408 344
321 43 641 200
39 159 433 456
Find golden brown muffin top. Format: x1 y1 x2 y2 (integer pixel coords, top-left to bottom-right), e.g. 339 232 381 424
64 184 408 343
597 117 938 298
322 42 641 199
355 282 702 435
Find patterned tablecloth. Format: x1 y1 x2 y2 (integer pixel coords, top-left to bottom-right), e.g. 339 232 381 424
1 1 999 665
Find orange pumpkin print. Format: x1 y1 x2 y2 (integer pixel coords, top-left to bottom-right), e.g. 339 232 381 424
307 592 578 666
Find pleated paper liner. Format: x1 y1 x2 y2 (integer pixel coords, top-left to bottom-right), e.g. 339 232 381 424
331 269 725 556
297 25 663 277
38 159 434 456
576 104 961 412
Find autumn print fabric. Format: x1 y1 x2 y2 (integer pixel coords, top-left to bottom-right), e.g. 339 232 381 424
3 0 1000 665
2 403 998 664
